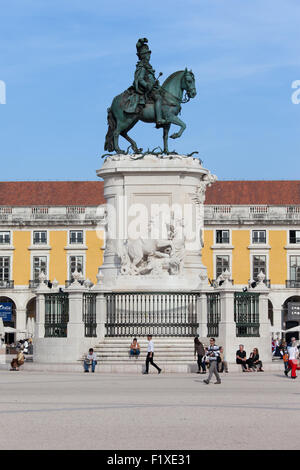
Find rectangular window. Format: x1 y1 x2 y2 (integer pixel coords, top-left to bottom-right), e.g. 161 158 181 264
0 231 10 244
0 257 10 281
290 256 300 282
33 256 47 281
252 255 266 281
216 230 230 244
216 255 229 278
252 230 266 244
69 255 83 280
69 230 83 244
289 230 300 244
33 231 47 244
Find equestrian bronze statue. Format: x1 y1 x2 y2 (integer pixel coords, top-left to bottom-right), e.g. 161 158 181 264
104 38 196 154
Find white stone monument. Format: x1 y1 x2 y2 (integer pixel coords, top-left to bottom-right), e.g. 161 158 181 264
96 153 217 292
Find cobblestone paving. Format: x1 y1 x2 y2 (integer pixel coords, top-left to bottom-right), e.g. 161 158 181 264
0 370 299 450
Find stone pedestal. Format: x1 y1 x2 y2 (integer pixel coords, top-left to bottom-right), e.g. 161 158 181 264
97 153 216 292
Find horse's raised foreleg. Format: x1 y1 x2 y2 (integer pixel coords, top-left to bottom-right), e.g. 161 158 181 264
168 115 186 139
163 124 171 154
120 131 142 154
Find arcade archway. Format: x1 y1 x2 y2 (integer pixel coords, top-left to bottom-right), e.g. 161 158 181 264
0 296 16 345
283 296 300 343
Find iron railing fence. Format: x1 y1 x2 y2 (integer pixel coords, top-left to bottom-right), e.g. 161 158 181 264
248 279 271 288
29 279 50 289
65 279 85 288
45 293 69 337
286 280 300 288
105 292 199 337
83 293 97 337
0 280 14 289
234 292 260 337
207 293 220 337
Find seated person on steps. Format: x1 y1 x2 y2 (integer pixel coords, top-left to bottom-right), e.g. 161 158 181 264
130 338 140 358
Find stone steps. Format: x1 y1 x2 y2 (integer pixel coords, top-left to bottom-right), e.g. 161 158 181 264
92 337 196 363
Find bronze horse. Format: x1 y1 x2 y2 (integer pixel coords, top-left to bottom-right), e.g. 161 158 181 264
104 69 196 154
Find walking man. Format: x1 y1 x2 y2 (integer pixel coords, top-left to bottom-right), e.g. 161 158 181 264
285 337 299 379
203 337 221 384
143 334 162 375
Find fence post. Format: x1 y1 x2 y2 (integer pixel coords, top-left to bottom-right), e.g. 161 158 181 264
255 288 272 363
197 292 208 338
66 284 85 339
35 292 46 339
96 293 107 340
218 289 236 362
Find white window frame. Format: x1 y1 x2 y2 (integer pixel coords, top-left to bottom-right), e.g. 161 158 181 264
67 253 86 281
288 229 300 245
0 231 11 245
250 251 269 282
0 255 12 282
69 230 84 245
214 252 232 279
31 252 50 280
32 230 48 245
215 229 231 245
251 229 267 245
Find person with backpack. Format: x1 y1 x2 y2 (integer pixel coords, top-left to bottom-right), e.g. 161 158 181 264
203 338 221 385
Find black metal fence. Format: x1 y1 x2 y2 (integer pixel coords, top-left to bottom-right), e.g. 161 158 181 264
207 293 220 337
45 293 69 337
0 280 14 289
286 280 300 288
105 292 199 337
83 293 97 337
234 292 260 337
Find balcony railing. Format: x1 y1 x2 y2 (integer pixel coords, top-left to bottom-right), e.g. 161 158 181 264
0 280 14 289
249 279 271 288
212 279 234 286
286 280 300 288
29 279 50 289
65 279 84 288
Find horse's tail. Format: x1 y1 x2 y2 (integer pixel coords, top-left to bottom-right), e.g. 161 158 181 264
104 107 116 152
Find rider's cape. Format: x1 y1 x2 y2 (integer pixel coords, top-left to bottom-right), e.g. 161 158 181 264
121 87 140 114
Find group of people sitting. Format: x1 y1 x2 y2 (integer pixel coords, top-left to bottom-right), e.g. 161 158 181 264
236 344 264 372
194 336 228 374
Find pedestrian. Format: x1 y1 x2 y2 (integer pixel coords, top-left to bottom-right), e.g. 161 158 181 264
194 335 206 374
203 338 221 384
218 346 228 373
84 348 97 373
236 344 248 372
23 338 29 355
246 348 264 372
10 350 25 371
143 334 162 375
280 340 289 373
129 338 141 358
285 337 299 379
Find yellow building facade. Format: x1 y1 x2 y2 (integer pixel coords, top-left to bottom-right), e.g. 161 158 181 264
1 180 300 344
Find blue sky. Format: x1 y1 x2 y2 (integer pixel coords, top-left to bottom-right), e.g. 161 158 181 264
0 0 299 181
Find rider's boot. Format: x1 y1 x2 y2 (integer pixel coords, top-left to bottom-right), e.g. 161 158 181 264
155 99 166 127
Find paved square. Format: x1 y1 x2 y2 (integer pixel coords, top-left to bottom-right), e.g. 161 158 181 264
0 370 299 450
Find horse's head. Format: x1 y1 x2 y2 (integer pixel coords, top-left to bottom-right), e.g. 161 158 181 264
182 69 196 99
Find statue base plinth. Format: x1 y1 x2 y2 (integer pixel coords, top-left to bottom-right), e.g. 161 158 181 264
96 153 216 293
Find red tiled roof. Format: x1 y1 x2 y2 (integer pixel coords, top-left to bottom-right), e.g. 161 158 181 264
0 180 299 206
0 181 105 206
205 181 300 205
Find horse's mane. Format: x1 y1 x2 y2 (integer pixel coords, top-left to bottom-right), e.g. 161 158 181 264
162 70 184 88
